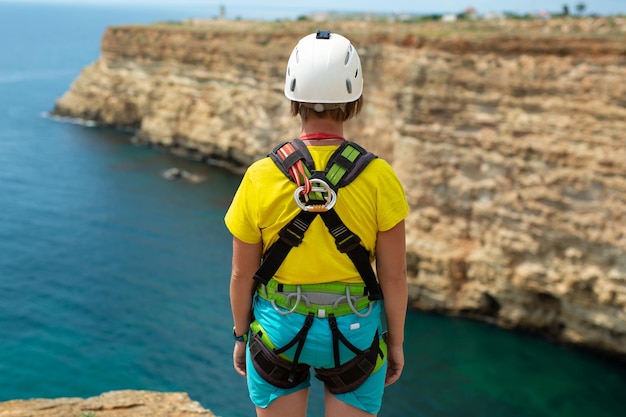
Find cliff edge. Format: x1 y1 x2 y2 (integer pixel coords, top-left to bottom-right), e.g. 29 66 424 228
0 390 216 417
52 18 626 358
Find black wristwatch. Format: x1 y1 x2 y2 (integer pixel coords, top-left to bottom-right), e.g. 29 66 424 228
233 327 248 343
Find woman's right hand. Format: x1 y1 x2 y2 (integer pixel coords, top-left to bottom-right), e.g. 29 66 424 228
384 342 404 386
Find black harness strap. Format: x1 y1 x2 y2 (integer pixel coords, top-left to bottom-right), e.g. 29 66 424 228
328 314 362 368
248 331 310 389
253 210 317 285
248 313 315 387
273 312 314 357
319 209 383 300
315 314 383 394
272 312 315 384
254 206 382 300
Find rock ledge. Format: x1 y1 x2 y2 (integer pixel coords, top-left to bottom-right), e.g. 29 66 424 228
0 390 217 417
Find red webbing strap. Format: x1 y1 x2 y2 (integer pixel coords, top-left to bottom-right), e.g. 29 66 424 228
276 142 312 195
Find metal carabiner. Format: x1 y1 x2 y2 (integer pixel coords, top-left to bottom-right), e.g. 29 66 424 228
294 178 337 212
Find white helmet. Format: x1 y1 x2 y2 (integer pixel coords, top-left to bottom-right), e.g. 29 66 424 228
284 30 363 104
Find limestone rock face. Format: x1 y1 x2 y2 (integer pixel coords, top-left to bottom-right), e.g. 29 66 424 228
53 19 626 357
0 390 216 417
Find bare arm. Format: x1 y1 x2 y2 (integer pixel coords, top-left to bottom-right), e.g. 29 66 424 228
376 220 407 386
229 237 262 376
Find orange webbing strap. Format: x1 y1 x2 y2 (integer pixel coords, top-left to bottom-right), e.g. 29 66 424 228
277 142 312 195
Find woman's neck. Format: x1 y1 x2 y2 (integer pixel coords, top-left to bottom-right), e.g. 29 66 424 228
299 117 344 145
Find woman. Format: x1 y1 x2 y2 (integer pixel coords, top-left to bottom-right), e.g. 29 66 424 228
225 31 408 417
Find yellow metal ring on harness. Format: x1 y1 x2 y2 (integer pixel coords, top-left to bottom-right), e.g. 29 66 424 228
294 179 337 212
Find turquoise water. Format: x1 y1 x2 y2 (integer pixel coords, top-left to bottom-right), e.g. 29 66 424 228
1 3 626 417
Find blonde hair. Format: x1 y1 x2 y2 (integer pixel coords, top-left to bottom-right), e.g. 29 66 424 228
290 97 363 122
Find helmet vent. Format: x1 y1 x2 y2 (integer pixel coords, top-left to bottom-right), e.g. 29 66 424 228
355 68 359 78
346 79 352 94
290 78 297 92
345 50 350 65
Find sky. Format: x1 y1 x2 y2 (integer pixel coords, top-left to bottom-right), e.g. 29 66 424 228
1 0 625 19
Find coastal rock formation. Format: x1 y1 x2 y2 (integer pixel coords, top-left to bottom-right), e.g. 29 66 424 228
0 390 216 417
53 18 626 357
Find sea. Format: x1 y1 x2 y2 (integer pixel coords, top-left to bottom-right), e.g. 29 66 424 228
1 2 625 417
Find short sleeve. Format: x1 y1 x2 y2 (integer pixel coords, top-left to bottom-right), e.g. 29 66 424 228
224 171 262 244
376 160 409 232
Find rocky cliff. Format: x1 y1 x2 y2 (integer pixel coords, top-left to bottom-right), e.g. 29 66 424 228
53 18 626 357
0 390 216 417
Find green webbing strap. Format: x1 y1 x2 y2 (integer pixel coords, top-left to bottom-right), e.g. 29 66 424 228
265 279 367 296
326 144 363 186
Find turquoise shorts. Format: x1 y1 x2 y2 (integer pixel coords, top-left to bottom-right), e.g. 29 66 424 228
245 295 387 414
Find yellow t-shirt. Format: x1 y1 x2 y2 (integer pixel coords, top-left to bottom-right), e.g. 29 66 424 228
224 144 409 285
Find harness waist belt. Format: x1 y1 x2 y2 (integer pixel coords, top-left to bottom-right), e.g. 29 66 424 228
258 280 371 318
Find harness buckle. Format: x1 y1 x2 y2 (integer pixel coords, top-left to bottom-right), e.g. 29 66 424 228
328 224 362 253
278 220 308 247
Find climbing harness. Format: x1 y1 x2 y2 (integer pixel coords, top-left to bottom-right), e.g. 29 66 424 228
254 138 382 301
248 138 387 394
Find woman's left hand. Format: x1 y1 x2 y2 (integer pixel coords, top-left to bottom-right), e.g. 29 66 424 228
233 341 247 377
